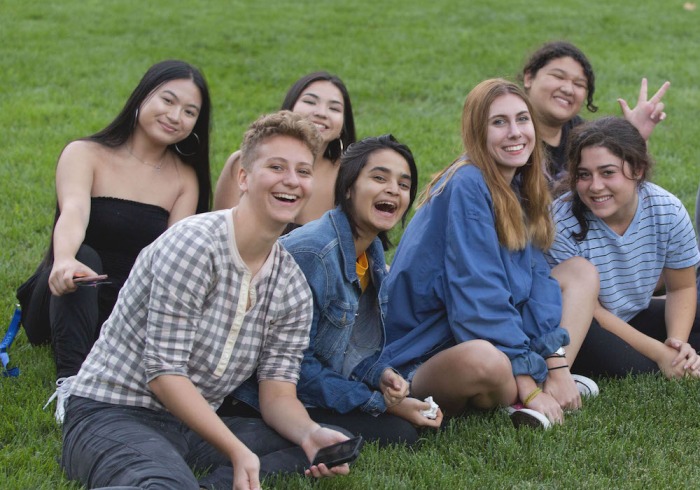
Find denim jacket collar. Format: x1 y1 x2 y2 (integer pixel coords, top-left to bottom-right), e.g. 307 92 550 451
328 207 385 285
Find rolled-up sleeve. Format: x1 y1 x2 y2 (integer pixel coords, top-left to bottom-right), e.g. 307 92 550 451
143 228 211 382
256 258 313 384
442 173 559 383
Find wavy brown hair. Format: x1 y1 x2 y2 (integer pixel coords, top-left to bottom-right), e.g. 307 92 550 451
565 116 652 241
418 78 553 251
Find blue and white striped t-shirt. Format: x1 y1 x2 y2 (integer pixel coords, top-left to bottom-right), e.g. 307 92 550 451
546 182 699 322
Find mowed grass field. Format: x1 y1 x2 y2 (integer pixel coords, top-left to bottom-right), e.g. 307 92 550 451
1 1 699 488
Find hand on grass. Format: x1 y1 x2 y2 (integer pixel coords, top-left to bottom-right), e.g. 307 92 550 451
231 446 261 490
618 78 670 141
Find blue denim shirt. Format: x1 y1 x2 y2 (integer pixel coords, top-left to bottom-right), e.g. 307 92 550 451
234 208 391 414
365 165 569 387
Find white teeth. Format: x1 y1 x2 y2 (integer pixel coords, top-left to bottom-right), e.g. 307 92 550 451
504 144 524 152
313 123 327 130
591 196 611 203
273 193 298 202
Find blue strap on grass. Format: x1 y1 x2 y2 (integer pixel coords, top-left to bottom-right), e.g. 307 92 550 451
1 305 21 377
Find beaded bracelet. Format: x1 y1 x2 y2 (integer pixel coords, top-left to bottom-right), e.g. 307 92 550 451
523 387 542 405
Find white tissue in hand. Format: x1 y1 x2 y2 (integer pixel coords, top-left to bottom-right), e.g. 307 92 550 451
421 396 439 419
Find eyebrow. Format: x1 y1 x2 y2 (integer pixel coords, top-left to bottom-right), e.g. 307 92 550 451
300 91 344 106
579 163 621 172
267 156 313 166
369 165 411 180
162 89 201 110
548 68 587 83
489 110 529 120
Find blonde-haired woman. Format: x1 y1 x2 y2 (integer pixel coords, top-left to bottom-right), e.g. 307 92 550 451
365 79 598 427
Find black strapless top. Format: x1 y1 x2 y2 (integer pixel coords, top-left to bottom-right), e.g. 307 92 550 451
84 196 169 288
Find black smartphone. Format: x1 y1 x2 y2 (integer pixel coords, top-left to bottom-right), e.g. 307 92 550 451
73 274 111 287
311 436 363 469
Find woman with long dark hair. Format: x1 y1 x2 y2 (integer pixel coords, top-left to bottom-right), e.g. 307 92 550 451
546 117 700 378
22 59 212 423
364 80 598 428
233 134 443 445
213 71 355 227
519 41 668 183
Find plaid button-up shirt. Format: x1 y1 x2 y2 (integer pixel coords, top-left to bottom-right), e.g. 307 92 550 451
71 210 312 411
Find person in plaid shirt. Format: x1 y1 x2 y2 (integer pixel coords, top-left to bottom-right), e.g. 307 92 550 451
61 111 352 489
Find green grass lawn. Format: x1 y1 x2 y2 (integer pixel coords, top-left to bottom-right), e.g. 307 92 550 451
1 0 699 488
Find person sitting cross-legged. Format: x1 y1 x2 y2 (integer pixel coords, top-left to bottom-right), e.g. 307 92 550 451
60 111 352 490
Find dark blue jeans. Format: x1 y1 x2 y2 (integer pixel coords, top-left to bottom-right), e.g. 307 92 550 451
62 396 337 489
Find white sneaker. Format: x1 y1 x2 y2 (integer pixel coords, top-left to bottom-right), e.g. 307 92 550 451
572 374 599 397
506 404 551 430
43 376 76 424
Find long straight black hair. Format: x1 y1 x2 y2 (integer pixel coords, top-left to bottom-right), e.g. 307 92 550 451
88 59 212 213
281 71 355 163
41 60 212 267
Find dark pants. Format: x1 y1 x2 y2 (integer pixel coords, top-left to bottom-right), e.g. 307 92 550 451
62 396 345 490
306 407 419 447
26 245 112 379
696 183 699 301
573 298 700 378
218 399 419 447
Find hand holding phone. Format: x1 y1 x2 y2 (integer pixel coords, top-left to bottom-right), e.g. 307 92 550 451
73 274 111 287
311 435 363 469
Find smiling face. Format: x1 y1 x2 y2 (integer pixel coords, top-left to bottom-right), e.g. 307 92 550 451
575 145 640 234
524 56 588 128
486 93 536 182
238 135 314 227
291 80 344 145
347 148 412 239
137 78 202 145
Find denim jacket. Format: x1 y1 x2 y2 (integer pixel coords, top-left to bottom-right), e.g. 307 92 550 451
234 208 391 414
365 165 569 386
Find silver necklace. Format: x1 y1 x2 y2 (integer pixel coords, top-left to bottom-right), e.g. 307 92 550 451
126 145 167 171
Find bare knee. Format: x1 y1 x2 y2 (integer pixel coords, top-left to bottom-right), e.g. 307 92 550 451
462 341 516 407
453 340 512 382
439 341 515 405
552 257 599 295
412 340 516 412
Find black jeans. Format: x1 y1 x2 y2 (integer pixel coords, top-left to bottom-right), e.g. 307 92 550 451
219 398 420 447
573 298 700 377
25 245 114 379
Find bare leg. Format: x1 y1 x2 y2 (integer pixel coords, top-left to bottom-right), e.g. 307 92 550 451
551 257 599 366
409 339 516 416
